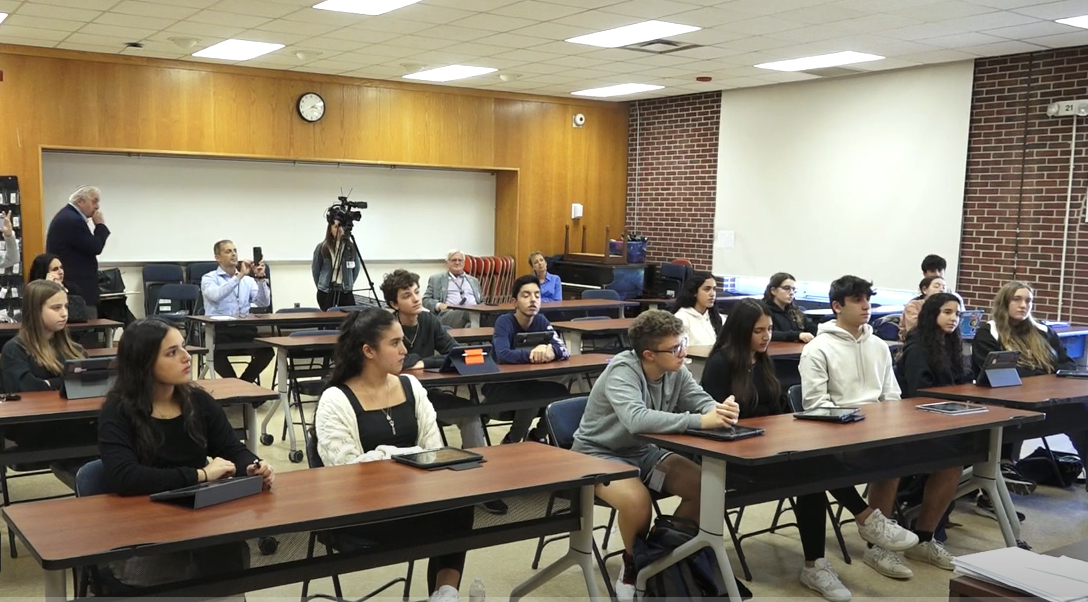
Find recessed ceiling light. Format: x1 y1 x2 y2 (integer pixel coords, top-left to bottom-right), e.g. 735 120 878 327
755 51 884 72
566 20 700 48
403 65 497 82
0 13 8 25
1056 14 1088 29
192 39 284 61
313 0 422 16
571 83 664 98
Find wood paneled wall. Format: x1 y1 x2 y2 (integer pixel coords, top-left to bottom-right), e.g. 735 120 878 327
0 45 629 263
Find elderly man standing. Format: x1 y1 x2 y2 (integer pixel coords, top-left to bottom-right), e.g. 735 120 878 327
423 249 483 328
45 185 110 312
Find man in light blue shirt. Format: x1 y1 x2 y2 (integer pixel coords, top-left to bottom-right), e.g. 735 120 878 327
200 239 273 382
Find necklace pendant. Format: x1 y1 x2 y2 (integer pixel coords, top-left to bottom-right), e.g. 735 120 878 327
387 416 396 435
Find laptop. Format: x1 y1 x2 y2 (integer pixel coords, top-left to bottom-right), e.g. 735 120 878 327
423 344 500 375
514 331 555 349
982 350 1021 388
959 310 984 338
60 357 117 400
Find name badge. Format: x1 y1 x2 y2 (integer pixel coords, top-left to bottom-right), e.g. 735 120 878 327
346 261 356 269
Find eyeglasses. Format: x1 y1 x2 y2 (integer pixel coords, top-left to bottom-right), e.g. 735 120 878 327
651 336 688 358
778 286 797 293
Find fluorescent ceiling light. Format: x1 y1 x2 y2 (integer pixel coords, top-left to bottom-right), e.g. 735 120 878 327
1056 15 1088 29
572 83 664 98
313 0 422 16
403 65 497 82
193 39 284 61
755 51 884 72
566 20 700 48
0 13 7 25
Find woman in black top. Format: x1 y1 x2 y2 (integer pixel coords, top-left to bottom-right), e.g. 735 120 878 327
763 272 817 343
896 293 970 397
97 317 274 587
701 299 866 601
28 253 84 298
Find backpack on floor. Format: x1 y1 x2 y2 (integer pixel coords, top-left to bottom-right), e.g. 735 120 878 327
1016 446 1084 487
633 515 753 601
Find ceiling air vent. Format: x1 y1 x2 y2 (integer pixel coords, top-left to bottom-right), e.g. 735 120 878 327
622 39 701 55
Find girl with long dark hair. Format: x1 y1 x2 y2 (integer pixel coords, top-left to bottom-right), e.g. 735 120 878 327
673 271 722 347
896 293 967 397
762 272 817 343
312 220 362 310
315 309 473 602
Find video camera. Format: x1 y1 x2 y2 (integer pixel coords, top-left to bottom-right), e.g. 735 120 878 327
326 195 367 231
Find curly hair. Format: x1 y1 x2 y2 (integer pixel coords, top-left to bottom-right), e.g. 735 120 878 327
380 269 420 306
914 293 966 383
629 310 684 356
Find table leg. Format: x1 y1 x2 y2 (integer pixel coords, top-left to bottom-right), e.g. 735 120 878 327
614 306 624 319
44 568 67 602
972 427 1019 546
105 327 115 349
201 323 216 379
260 348 292 452
566 331 583 356
469 313 481 329
510 484 601 602
635 457 742 602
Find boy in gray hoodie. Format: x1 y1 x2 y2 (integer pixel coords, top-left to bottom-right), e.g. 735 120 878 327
572 310 739 601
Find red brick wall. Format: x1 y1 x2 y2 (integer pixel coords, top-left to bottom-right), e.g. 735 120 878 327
626 91 721 271
961 46 1088 322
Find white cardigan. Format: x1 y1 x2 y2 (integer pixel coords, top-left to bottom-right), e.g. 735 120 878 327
675 306 719 348
315 374 444 467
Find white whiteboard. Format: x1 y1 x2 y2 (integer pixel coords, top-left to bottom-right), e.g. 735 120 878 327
41 152 496 262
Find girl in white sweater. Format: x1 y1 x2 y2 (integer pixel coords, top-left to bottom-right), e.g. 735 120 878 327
315 309 473 602
673 272 723 347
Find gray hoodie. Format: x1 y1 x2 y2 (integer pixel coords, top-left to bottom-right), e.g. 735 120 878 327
572 350 717 455
799 320 901 410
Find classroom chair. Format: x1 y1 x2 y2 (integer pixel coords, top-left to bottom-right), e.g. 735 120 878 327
872 314 902 342
275 329 334 462
153 283 202 342
531 396 669 601
570 316 626 355
187 261 219 286
301 427 413 602
142 264 185 317
581 289 621 301
74 460 138 597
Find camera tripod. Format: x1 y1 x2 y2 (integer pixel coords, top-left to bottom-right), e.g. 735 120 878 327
330 229 381 309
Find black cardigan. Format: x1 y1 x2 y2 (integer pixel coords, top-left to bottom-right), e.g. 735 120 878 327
766 301 817 342
399 311 459 370
0 337 69 392
700 347 789 418
896 332 971 398
971 320 1074 384
98 387 258 496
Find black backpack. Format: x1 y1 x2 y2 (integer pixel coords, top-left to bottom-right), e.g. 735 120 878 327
1016 446 1084 487
634 516 752 601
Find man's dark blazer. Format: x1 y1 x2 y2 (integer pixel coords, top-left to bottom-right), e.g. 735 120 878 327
45 204 110 306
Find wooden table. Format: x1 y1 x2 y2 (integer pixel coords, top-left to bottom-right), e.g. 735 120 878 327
457 299 637 328
0 318 124 348
551 318 634 355
3 443 637 602
636 399 1044 601
948 538 1088 601
188 312 346 379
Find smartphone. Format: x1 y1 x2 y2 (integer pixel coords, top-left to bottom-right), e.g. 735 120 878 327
253 246 263 265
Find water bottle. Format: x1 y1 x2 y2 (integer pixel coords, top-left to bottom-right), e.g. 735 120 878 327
469 578 485 602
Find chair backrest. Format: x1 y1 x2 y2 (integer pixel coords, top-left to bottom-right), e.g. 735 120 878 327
75 459 109 497
544 396 589 450
873 314 902 341
157 283 201 302
305 427 324 468
582 289 621 301
187 262 218 285
787 385 803 413
142 264 184 283
670 258 693 266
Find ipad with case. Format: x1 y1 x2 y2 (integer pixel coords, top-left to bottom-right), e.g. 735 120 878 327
982 351 1021 388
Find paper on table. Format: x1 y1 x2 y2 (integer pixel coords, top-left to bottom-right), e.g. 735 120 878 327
206 315 236 321
953 547 1088 602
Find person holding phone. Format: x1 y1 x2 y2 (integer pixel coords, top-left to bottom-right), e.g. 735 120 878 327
1 210 19 270
315 308 473 602
199 239 273 383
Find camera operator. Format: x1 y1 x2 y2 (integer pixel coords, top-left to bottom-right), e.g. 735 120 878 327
200 240 274 383
312 219 361 311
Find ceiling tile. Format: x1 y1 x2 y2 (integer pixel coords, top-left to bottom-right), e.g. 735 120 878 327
949 10 1041 30
963 0 1049 7
541 54 612 68
380 33 455 50
76 22 160 40
15 2 102 21
889 0 999 22
187 9 271 28
234 28 303 45
255 18 341 37
824 13 923 34
0 0 21 11
897 48 981 62
350 17 432 34
670 6 764 27
2 14 84 31
1012 0 1088 20
416 24 492 42
324 27 401 43
509 21 587 41
0 23 70 40
491 1 587 20
535 0 627 8
766 24 853 43
111 0 199 20
886 21 971 40
23 0 116 10
422 0 519 10
439 40 510 56
63 32 137 46
57 41 126 53
831 0 941 11
209 0 296 18
299 36 368 52
779 4 870 24
599 0 706 20
668 25 749 45
908 31 1008 48
1023 30 1088 47
449 12 538 33
387 3 477 25
94 12 177 30
960 39 1047 54
717 35 792 51
279 7 366 25
473 31 553 48
986 21 1081 39
527 40 601 55
160 21 242 38
719 0 832 16
350 43 419 58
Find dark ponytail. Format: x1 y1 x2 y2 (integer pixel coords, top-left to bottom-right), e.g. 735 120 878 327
327 309 397 387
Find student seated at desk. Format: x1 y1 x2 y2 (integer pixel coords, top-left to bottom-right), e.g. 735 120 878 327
897 293 969 397
200 239 274 383
423 249 483 329
898 276 946 341
381 269 486 449
28 253 90 321
98 317 274 587
972 281 1088 496
764 272 817 343
0 280 97 481
672 271 722 347
572 310 737 602
488 274 571 443
801 275 957 581
529 251 562 302
315 309 473 602
702 299 858 601
921 254 965 308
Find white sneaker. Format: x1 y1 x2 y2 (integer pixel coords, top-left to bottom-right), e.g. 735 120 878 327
428 585 459 602
614 578 636 602
856 509 919 551
905 540 956 570
864 546 914 580
799 558 852 602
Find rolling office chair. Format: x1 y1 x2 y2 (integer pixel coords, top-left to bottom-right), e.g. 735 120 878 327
300 427 414 602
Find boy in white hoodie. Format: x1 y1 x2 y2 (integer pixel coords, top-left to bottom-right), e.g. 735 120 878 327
800 275 961 584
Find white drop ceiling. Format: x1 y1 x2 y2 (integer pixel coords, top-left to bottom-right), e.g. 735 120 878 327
1 0 1088 100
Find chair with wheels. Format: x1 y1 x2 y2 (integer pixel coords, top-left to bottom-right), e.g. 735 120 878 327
301 428 414 602
274 330 335 463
